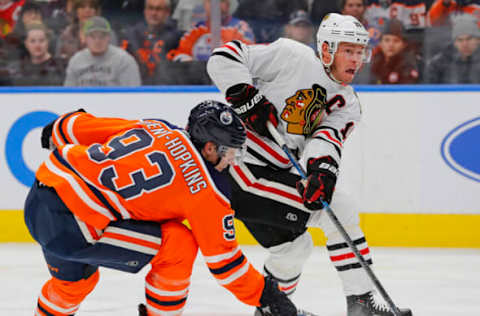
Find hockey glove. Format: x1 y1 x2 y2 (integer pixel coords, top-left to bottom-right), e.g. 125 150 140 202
41 119 56 150
259 276 297 316
296 156 338 210
226 83 278 138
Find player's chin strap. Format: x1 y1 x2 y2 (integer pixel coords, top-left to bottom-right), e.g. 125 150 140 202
266 122 405 316
324 65 343 85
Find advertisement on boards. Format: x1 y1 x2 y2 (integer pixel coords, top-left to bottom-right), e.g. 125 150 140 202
1 89 479 215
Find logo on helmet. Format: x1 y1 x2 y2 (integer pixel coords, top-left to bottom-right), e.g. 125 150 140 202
280 84 327 135
220 110 233 125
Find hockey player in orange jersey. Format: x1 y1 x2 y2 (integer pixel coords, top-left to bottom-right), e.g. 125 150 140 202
24 101 299 316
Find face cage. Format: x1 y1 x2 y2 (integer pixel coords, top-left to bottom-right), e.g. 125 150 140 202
217 144 247 165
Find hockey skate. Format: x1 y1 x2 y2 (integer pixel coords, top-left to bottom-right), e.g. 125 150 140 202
347 291 412 316
254 306 319 316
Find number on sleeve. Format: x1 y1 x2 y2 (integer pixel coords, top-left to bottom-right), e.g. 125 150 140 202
222 215 235 241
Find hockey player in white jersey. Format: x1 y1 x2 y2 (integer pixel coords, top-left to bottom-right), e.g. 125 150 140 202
207 13 412 316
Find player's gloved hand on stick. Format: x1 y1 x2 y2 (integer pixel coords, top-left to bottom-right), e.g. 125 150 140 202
226 83 278 138
41 109 86 150
296 156 338 210
258 276 297 316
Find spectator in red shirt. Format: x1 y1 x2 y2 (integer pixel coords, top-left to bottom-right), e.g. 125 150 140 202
370 18 420 83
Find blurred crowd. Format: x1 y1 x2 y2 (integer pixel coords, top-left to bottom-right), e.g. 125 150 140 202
0 0 479 86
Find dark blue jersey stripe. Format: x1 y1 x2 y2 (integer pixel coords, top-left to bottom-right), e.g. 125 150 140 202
52 150 123 220
209 254 245 275
57 111 78 144
146 294 187 307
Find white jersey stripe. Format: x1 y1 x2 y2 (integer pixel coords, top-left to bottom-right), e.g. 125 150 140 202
146 303 184 316
145 281 188 297
98 237 158 256
203 247 241 263
66 113 81 144
38 293 79 314
52 116 65 147
61 145 131 220
74 215 98 244
45 157 115 220
216 261 249 285
230 163 312 213
104 226 162 246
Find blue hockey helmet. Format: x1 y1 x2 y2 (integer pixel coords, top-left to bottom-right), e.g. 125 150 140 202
187 100 247 150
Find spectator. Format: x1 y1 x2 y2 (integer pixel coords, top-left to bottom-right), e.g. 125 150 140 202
364 0 390 34
283 10 315 49
172 0 239 31
365 0 427 57
122 0 182 84
4 2 47 60
369 18 420 83
100 0 144 34
8 23 65 86
428 0 480 27
0 36 12 85
64 16 141 86
425 14 480 83
340 0 368 24
28 0 72 34
0 0 25 38
339 0 384 47
234 0 308 43
167 0 254 62
196 0 254 41
56 0 118 62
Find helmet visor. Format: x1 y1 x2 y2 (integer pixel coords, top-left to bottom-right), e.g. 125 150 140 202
217 144 247 165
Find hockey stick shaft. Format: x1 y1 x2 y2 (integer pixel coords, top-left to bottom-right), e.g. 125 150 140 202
266 122 403 316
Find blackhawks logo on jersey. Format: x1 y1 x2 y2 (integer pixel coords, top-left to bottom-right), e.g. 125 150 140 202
280 84 327 135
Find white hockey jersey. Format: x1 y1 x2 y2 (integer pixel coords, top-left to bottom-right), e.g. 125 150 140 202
207 38 362 172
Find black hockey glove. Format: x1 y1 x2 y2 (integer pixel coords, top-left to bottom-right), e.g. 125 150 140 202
226 83 278 138
41 108 86 150
296 156 338 210
40 119 56 150
258 276 297 316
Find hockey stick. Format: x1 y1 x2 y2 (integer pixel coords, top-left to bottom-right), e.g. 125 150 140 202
266 122 403 316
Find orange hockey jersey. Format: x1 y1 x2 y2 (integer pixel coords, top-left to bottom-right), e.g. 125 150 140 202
35 110 264 306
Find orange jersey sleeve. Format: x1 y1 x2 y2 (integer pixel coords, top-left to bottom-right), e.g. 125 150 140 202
186 184 264 307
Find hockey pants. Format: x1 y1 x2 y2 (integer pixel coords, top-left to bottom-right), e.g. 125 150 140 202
229 163 374 296
24 181 198 316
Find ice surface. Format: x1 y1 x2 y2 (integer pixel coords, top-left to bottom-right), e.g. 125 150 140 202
1 244 478 315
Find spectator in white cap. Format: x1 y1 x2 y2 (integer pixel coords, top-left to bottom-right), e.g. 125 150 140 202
425 14 480 83
283 10 315 49
64 16 141 86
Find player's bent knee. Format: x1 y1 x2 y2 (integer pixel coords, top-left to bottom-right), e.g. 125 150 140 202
153 221 199 267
